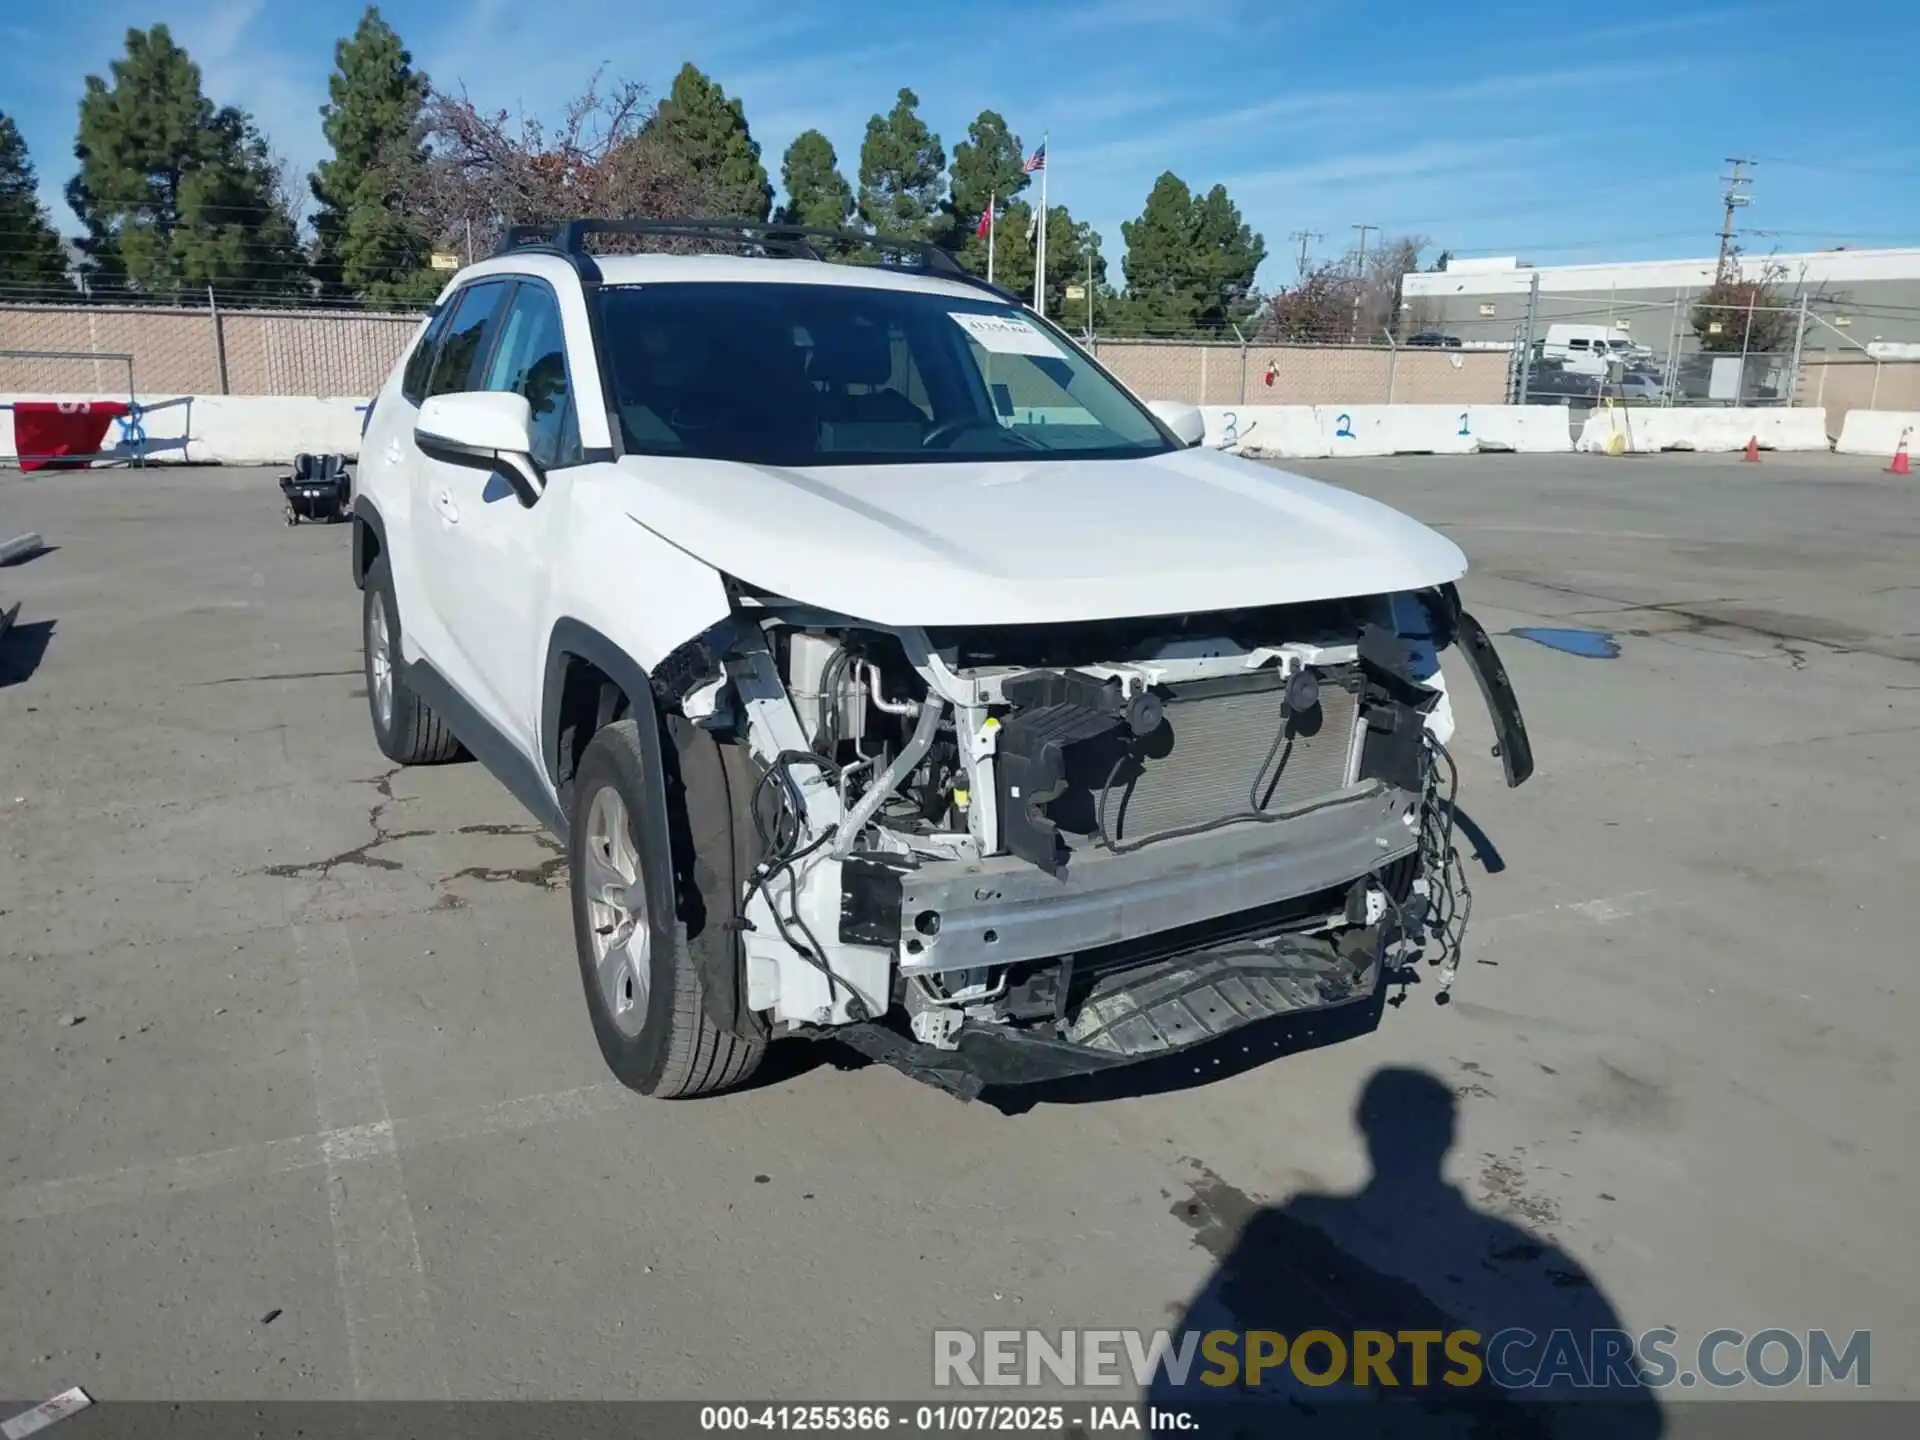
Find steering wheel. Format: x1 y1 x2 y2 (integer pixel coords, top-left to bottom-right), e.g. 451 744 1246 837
919 416 1042 451
920 416 1002 449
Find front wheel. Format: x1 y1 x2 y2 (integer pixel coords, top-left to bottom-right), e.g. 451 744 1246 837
568 718 764 1097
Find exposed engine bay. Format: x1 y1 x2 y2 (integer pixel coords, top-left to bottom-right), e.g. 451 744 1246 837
666 583 1531 1097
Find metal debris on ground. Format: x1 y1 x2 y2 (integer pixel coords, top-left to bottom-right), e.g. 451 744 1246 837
2 1387 93 1440
0 532 46 566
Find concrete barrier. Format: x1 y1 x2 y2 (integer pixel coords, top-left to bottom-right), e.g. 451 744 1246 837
1316 404 1477 457
2 393 369 467
1834 410 1919 458
1200 405 1326 457
1576 406 1830 454
1467 404 1573 453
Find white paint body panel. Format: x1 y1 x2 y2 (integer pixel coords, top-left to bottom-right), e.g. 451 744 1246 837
614 444 1466 627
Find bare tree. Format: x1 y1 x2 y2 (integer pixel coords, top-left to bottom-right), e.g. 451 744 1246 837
1252 233 1432 344
414 70 715 257
266 149 308 230
1356 234 1426 339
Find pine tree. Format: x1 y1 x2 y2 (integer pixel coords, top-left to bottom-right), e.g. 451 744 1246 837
311 6 436 304
858 88 946 243
774 130 853 230
0 112 71 294
1187 182 1264 331
1117 173 1197 334
1118 172 1263 335
73 24 306 298
946 109 1027 272
651 63 772 221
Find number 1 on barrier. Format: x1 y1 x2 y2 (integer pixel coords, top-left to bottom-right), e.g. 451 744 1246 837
1458 411 1470 436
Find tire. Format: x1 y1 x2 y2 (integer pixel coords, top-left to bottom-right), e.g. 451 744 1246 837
362 556 463 765
568 717 765 1098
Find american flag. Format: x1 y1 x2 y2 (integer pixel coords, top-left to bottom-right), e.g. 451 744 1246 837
1022 143 1047 174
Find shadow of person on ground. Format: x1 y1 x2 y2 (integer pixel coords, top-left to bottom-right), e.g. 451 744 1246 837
1151 1067 1662 1438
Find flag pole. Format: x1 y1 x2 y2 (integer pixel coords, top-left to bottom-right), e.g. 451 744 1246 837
1034 131 1050 318
987 191 995 286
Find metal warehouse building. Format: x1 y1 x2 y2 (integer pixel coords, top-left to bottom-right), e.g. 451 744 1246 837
1402 247 1920 354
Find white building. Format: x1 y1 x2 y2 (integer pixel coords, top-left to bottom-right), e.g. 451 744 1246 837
1402 247 1920 353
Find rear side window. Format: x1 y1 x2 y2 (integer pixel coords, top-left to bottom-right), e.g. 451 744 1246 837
424 281 510 398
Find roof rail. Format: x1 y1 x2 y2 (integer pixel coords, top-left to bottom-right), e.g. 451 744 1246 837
489 217 1021 303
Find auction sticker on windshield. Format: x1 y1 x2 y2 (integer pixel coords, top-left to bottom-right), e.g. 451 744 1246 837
951 312 1064 357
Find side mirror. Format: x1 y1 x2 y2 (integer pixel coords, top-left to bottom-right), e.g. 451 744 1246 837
1146 399 1206 448
415 392 542 504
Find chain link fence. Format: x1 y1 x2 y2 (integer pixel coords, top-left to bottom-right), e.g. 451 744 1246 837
1084 335 1507 406
0 299 426 397
1492 288 1812 409
2 296 1513 406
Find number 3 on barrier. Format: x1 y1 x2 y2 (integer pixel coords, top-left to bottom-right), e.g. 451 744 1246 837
1220 411 1238 446
1335 412 1354 438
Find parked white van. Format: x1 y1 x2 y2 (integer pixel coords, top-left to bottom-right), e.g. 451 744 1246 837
1542 324 1652 375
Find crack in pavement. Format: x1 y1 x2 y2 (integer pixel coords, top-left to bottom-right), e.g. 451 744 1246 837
261 768 430 878
259 780 570 889
440 826 568 892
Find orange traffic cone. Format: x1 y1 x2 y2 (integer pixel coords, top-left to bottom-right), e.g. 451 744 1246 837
1889 429 1912 476
1743 436 1760 463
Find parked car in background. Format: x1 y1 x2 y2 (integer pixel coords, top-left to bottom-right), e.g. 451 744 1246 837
1541 324 1652 375
1406 331 1463 348
1606 368 1667 403
1522 358 1601 402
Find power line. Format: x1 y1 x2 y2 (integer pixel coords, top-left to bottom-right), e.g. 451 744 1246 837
1348 223 1376 343
1288 229 1323 277
1717 157 1755 277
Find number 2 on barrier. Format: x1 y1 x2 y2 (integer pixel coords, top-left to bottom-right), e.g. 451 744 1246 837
1335 413 1354 438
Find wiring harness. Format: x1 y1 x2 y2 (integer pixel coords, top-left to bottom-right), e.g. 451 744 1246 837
746 749 867 1020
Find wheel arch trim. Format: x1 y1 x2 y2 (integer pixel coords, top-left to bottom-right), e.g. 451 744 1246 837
541 619 676 943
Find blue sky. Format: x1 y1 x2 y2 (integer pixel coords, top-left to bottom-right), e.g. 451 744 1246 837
4 0 1916 287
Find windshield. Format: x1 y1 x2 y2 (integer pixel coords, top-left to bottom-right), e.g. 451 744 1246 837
596 281 1175 467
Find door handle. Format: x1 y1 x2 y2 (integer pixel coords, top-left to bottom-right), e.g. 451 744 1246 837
434 487 459 524
384 439 404 466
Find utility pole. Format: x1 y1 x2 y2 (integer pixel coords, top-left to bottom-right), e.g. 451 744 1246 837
1349 223 1377 342
1716 158 1754 279
1288 229 1323 278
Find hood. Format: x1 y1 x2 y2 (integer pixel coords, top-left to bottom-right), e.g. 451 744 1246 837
612 446 1466 627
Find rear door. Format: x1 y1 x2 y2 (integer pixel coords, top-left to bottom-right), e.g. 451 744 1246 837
423 279 584 751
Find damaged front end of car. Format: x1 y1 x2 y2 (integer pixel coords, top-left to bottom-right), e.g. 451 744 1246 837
658 582 1531 1100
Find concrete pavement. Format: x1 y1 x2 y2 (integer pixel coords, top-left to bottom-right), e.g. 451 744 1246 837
1 453 1914 1420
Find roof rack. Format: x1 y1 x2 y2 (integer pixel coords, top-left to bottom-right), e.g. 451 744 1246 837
490 217 1021 304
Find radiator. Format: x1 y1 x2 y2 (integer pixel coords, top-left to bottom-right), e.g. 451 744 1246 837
1053 673 1363 847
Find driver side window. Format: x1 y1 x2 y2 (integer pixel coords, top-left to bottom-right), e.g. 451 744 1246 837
480 284 582 471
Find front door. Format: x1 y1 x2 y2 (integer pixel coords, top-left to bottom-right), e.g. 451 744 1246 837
420 279 584 755
408 278 512 701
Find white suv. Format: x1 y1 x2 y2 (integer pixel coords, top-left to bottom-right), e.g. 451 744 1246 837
352 220 1532 1101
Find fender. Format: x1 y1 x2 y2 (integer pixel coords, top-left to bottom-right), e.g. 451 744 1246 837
542 617 676 927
